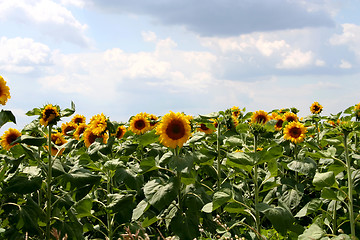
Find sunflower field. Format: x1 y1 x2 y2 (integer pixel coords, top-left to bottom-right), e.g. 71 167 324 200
0 75 360 240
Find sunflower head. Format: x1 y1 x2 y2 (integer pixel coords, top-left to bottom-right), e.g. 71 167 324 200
73 123 87 140
61 122 78 136
147 114 159 129
83 128 108 148
283 112 298 123
39 104 60 127
129 112 151 135
71 114 86 125
310 102 323 114
231 106 241 118
0 76 11 105
89 113 108 135
274 115 284 131
197 123 215 134
251 110 269 124
1 128 21 150
47 131 67 156
283 121 307 144
114 125 127 139
156 111 191 149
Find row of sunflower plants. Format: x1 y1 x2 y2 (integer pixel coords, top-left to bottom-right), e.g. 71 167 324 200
0 76 359 240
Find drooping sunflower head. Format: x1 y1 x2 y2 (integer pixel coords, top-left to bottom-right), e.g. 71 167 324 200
129 112 151 135
251 110 269 124
47 131 67 156
147 114 159 129
1 128 21 150
283 121 307 144
89 113 107 135
73 123 87 140
310 102 323 114
197 123 215 134
61 121 78 136
39 104 60 127
283 112 298 123
71 114 86 125
274 115 285 131
231 106 241 118
114 125 127 139
156 111 191 149
0 76 11 105
353 103 360 121
83 128 108 148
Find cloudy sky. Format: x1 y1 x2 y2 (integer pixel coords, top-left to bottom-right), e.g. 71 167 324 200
1 0 360 130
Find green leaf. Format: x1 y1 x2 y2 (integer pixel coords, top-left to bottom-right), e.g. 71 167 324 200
0 110 16 128
60 101 75 117
170 212 200 240
201 188 232 212
312 171 336 190
4 175 42 194
12 135 47 146
142 216 159 228
257 146 283 165
257 201 294 236
72 196 93 218
295 199 322 218
143 178 179 210
198 112 219 119
287 157 317 176
298 222 325 240
321 187 346 201
138 130 159 146
226 151 255 167
26 107 41 116
132 200 150 221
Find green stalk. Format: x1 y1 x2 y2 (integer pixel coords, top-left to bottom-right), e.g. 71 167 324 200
174 148 183 214
332 200 337 235
344 134 355 238
216 120 221 191
253 134 261 237
46 125 52 240
107 170 113 240
315 121 320 146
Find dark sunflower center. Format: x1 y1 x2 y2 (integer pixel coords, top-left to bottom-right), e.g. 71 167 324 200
276 119 284 128
7 133 18 145
256 115 267 124
116 129 123 138
286 116 296 122
233 111 239 117
45 109 56 119
200 124 209 130
313 105 320 112
134 120 146 130
64 126 76 134
166 120 185 140
88 132 101 144
74 118 83 124
289 127 302 138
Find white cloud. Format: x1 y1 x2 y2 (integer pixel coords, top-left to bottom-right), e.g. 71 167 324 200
339 59 352 69
0 0 90 46
0 37 51 73
60 0 85 8
276 49 314 69
330 23 360 58
141 31 157 42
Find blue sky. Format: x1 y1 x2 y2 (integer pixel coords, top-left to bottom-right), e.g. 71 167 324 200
1 0 360 131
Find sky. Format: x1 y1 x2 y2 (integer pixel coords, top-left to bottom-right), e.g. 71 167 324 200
1 0 360 130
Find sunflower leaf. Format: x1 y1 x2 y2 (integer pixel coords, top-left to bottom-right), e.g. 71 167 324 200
26 107 41 116
0 110 16 128
60 101 76 117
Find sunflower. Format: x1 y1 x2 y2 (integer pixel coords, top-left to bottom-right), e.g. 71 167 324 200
39 104 60 127
73 123 87 140
147 114 159 129
310 102 323 114
156 111 191 149
0 76 11 105
269 111 279 120
197 123 215 134
83 128 108 148
61 122 78 136
283 121 307 144
46 131 67 156
1 128 21 150
274 115 284 131
231 106 241 118
251 110 269 124
71 114 86 125
89 113 107 135
114 125 126 139
129 112 150 135
283 112 298 123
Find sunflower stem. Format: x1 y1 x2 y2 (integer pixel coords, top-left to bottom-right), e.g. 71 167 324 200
253 134 261 237
45 125 52 240
216 119 221 191
107 169 113 240
343 133 355 238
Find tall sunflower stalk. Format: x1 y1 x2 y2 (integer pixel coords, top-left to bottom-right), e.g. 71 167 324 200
45 125 53 240
216 119 221 191
253 134 261 236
